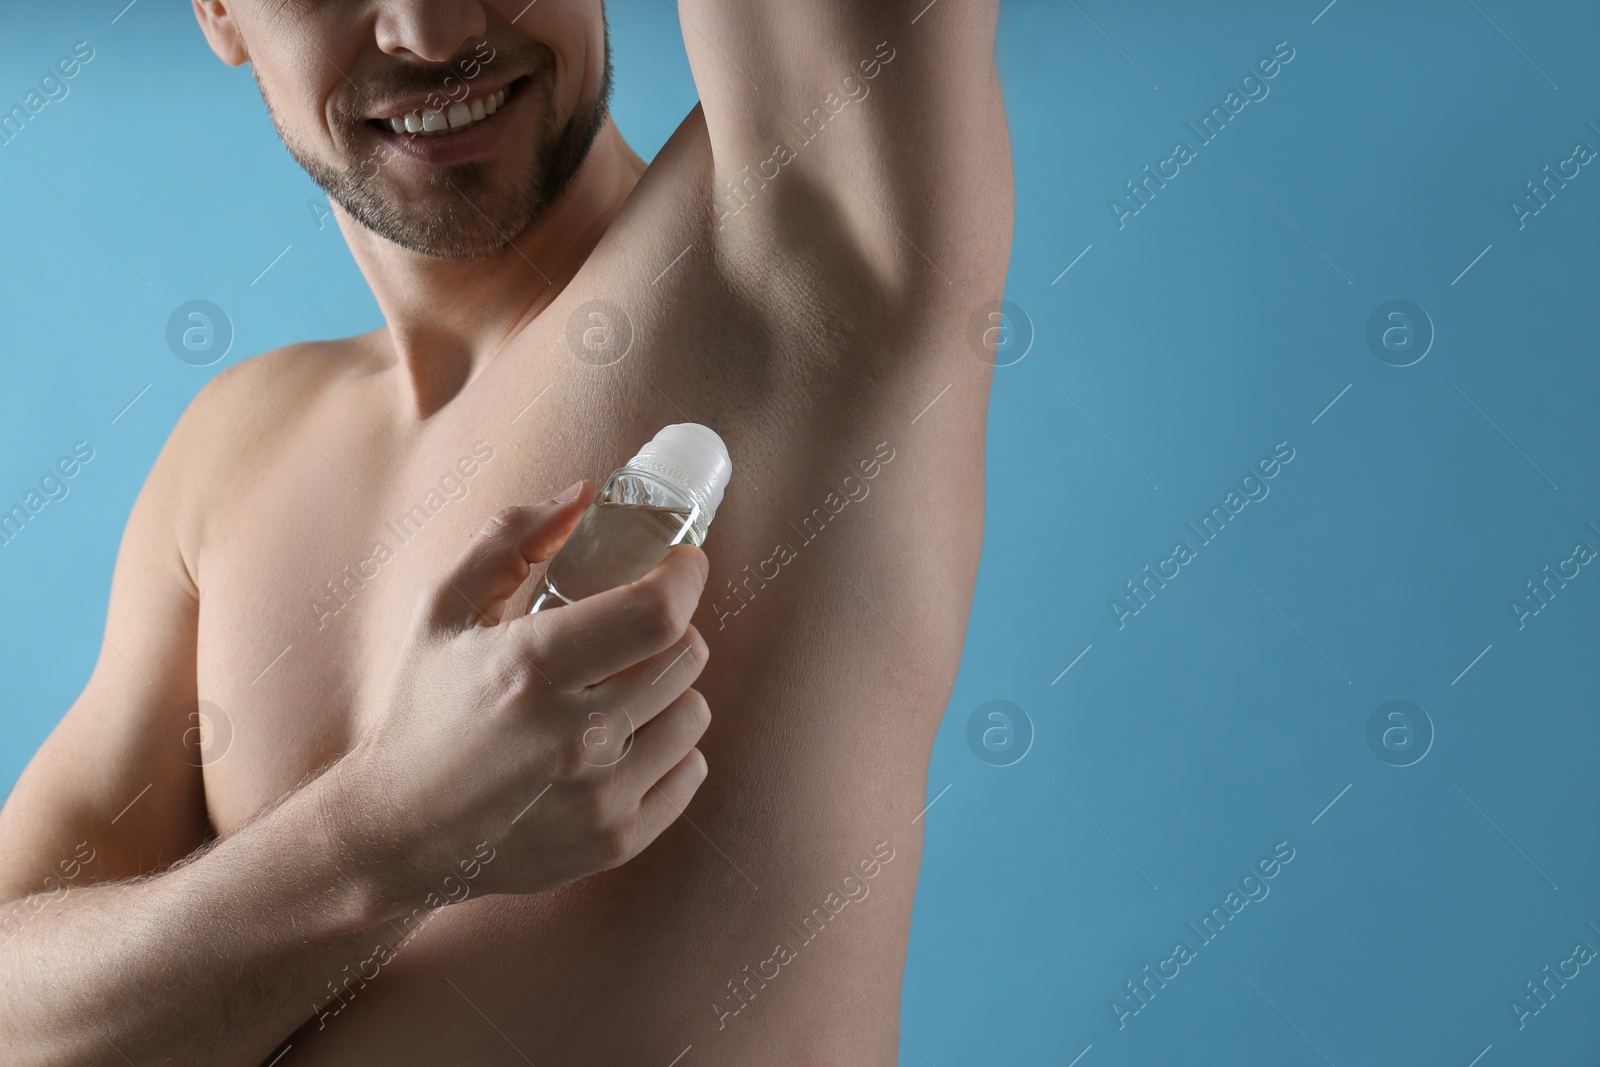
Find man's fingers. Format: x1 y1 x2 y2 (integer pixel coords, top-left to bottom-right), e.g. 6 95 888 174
584 626 708 726
613 688 711 801
423 484 593 631
633 748 710 849
505 542 710 687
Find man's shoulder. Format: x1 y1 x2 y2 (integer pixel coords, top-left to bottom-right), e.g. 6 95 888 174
173 332 382 449
155 333 383 508
181 332 383 428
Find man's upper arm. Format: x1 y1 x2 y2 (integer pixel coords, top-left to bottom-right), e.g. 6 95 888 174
0 381 221 903
678 0 1011 299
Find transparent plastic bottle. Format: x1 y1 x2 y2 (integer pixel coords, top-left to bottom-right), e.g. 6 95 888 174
528 423 733 613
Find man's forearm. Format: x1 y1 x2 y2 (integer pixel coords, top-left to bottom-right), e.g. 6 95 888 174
0 764 402 1066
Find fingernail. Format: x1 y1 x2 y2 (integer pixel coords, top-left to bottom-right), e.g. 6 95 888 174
694 548 710 580
554 479 583 502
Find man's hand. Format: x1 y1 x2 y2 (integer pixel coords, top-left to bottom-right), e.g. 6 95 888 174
0 483 716 1066
332 485 715 909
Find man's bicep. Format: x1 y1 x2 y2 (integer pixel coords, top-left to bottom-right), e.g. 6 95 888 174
677 0 999 150
678 0 1010 302
0 424 209 903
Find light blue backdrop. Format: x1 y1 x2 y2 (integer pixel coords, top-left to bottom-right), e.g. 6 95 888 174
2 1 1597 1064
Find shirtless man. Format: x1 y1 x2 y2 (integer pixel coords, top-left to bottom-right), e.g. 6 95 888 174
0 0 1011 1062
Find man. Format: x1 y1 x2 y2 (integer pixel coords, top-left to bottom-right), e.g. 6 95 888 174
0 0 1011 1062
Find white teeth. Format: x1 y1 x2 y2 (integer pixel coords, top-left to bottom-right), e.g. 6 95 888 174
386 84 510 136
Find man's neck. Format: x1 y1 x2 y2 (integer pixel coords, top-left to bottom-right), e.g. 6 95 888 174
336 118 646 418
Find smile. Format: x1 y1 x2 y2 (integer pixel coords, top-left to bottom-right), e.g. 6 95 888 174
361 75 533 166
384 83 510 137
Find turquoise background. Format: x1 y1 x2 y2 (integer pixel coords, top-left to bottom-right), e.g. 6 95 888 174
3 1 1598 1063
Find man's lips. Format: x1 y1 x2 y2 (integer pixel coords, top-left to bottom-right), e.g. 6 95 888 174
362 76 528 166
366 73 524 123
373 82 509 136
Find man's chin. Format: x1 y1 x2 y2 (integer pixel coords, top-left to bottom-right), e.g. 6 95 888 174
352 204 528 260
289 99 608 260
326 173 538 260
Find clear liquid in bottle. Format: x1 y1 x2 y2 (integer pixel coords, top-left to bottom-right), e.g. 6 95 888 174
527 423 731 614
527 501 700 611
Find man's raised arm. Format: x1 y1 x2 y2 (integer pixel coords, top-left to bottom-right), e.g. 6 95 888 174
678 0 1011 307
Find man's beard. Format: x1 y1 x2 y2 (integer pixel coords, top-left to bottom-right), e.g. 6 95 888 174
256 44 612 261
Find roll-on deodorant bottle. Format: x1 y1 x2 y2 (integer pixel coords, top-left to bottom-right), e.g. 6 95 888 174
528 423 732 613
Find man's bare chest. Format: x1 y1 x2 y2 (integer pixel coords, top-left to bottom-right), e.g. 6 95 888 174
187 190 977 834
190 297 742 828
